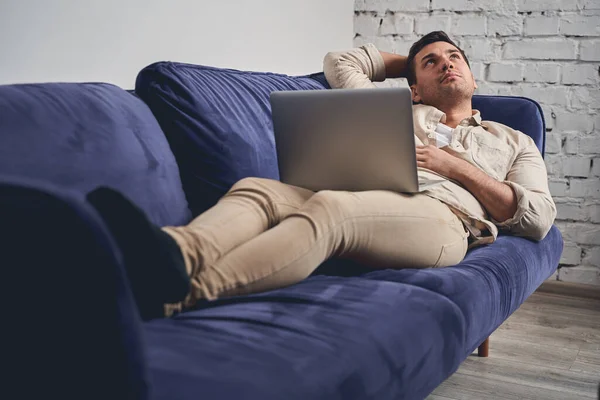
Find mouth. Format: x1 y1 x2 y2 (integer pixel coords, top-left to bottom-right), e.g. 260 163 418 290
441 72 461 83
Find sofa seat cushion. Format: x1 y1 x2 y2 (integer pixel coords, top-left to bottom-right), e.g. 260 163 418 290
361 226 563 356
135 63 326 216
144 276 466 400
0 82 191 226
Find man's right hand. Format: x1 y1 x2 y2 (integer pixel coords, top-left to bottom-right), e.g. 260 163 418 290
379 51 408 79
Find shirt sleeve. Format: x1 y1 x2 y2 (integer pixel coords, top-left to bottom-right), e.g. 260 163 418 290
494 138 557 241
323 43 386 89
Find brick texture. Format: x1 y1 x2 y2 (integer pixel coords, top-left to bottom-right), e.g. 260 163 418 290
580 40 600 61
503 39 577 60
524 63 560 83
488 16 523 37
354 0 600 285
525 17 560 36
560 16 600 37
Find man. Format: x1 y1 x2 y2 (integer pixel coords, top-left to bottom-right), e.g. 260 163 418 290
88 31 556 320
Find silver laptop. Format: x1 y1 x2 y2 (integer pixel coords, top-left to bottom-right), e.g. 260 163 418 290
269 87 445 193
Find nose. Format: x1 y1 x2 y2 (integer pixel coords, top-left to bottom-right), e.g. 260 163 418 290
442 58 454 71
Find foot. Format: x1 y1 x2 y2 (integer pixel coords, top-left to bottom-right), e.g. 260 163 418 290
87 187 190 320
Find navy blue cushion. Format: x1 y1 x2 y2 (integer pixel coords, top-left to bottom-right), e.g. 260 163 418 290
135 63 325 216
145 275 466 400
472 95 546 156
362 226 563 357
0 83 191 227
143 228 562 400
142 229 562 400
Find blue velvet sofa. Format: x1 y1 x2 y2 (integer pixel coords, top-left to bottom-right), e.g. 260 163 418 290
1 62 563 400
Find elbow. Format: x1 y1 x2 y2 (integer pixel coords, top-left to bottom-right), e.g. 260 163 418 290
536 198 557 240
323 52 337 71
522 206 556 241
323 52 342 88
526 223 552 242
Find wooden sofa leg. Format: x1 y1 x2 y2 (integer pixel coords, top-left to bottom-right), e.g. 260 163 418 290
478 337 490 357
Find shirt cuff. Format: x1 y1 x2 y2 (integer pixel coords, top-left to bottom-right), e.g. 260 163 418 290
362 43 386 82
493 181 530 227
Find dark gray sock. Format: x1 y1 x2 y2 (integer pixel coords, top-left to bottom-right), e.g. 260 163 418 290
87 187 190 320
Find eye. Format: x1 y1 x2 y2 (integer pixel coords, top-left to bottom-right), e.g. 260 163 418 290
451 53 460 59
425 59 435 66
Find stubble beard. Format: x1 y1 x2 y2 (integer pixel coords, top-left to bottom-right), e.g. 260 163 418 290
424 79 474 111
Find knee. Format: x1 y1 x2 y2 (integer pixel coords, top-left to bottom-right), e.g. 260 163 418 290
229 177 276 193
301 190 352 220
227 177 284 202
225 177 281 208
310 190 346 206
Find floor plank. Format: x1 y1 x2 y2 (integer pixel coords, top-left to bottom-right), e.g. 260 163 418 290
522 291 600 315
495 319 600 351
480 335 580 370
505 304 600 332
429 287 600 399
432 371 595 400
457 356 599 398
538 280 600 300
571 349 600 375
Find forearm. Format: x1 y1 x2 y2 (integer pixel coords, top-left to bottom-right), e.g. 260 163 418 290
449 159 518 222
379 51 408 79
417 140 555 241
323 45 382 88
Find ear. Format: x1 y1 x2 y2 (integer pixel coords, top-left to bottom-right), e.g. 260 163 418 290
472 73 478 90
410 84 421 103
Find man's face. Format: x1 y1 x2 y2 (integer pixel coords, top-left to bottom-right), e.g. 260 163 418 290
410 41 477 107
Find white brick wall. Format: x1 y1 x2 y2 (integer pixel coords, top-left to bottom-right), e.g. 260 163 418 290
525 17 560 36
354 0 600 286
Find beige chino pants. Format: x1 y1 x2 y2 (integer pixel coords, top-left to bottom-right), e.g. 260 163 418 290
164 177 469 309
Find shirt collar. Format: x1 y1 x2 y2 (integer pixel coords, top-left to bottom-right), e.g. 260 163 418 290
470 110 482 126
457 110 482 127
415 105 484 128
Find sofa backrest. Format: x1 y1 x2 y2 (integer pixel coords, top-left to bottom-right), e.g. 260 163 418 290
472 95 546 156
136 62 326 216
0 82 191 227
136 64 546 216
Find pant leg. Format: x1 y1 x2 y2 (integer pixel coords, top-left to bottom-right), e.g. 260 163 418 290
192 189 469 301
163 177 314 303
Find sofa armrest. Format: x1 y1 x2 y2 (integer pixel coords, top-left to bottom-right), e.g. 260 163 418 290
0 176 149 399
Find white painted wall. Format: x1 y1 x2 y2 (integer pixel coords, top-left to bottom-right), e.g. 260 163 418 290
0 0 353 88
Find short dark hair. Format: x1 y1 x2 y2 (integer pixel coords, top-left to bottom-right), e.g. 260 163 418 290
406 31 470 86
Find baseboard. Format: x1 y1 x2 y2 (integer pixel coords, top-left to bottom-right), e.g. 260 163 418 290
537 280 600 300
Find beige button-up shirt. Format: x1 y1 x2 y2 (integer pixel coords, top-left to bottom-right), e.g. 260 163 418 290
323 43 557 246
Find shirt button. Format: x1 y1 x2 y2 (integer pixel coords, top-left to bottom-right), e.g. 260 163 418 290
428 133 435 138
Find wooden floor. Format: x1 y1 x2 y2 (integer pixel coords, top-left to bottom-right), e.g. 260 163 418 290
428 282 600 400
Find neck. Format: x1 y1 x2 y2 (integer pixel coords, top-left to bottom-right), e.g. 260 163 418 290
439 103 473 128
